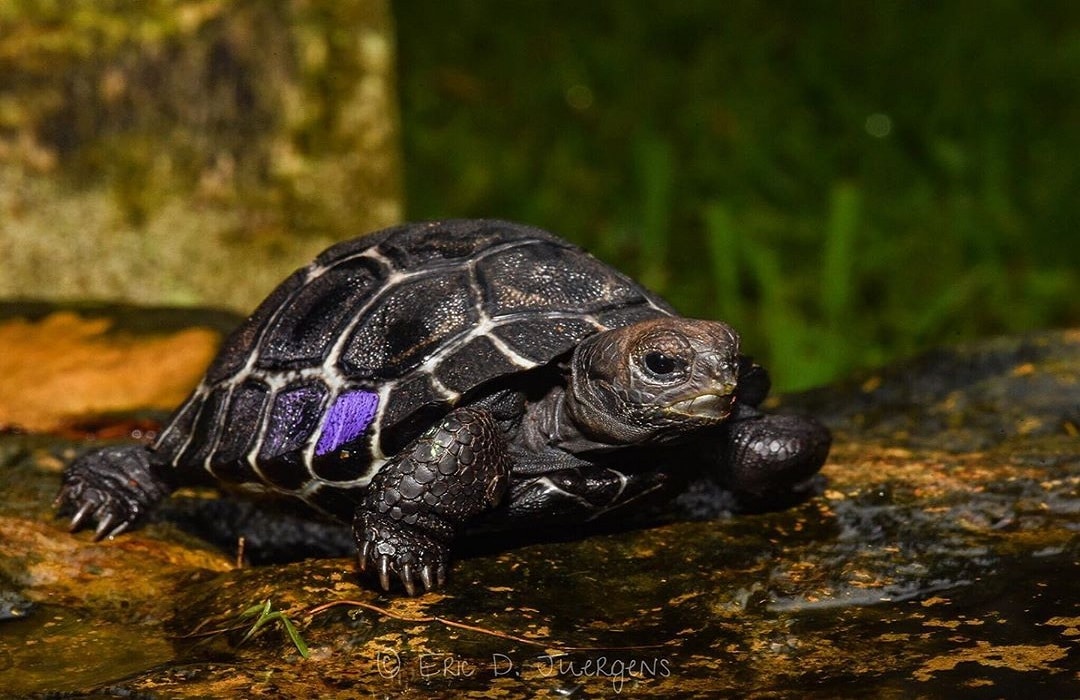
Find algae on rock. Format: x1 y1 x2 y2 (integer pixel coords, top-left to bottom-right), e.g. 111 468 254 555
0 310 1076 697
0 1 402 311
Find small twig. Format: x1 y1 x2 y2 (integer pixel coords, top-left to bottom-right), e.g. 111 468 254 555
174 622 251 640
176 598 669 659
304 599 669 654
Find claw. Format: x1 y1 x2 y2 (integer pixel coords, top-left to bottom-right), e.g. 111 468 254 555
69 502 95 532
106 520 131 540
358 540 370 571
420 565 435 591
401 563 416 596
378 556 391 591
93 513 115 541
436 564 447 588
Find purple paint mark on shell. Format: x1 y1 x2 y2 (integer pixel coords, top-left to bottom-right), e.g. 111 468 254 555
263 384 326 460
315 390 380 456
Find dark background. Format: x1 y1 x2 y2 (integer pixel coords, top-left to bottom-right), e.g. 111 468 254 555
395 1 1079 390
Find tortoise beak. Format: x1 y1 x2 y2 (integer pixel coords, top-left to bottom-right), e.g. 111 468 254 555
666 391 735 420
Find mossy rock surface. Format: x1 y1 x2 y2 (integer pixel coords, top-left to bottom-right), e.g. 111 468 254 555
0 1 401 311
0 306 1076 697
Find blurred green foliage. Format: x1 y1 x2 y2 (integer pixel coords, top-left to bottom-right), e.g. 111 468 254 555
395 1 1079 390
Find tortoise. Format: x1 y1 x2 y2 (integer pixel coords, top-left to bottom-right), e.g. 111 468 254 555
56 219 830 594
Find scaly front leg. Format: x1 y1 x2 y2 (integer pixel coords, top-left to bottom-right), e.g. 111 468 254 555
354 407 510 595
718 404 831 507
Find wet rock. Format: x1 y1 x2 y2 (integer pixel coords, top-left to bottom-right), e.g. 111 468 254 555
0 589 33 622
0 309 1076 697
790 329 1080 451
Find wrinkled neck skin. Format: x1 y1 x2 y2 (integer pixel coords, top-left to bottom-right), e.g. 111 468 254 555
515 338 623 456
518 384 617 456
519 352 652 456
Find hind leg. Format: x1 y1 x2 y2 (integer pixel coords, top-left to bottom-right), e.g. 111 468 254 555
55 445 175 539
502 467 669 523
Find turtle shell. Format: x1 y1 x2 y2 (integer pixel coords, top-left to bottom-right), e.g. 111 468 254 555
152 219 673 515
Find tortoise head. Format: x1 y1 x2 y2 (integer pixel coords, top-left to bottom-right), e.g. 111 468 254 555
565 318 741 446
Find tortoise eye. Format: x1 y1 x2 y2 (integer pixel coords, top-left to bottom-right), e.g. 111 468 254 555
643 351 680 377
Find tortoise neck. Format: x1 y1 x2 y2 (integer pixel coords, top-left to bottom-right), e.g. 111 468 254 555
550 386 624 454
518 385 616 456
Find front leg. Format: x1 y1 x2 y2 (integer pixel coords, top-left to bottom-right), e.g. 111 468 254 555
354 407 510 595
718 404 831 507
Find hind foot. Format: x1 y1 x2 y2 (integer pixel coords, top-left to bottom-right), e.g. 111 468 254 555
55 445 173 539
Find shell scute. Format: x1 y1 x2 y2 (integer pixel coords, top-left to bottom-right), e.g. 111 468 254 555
205 268 307 383
178 384 229 469
339 269 478 379
477 242 646 317
315 390 380 456
311 450 367 482
434 334 526 394
257 452 312 491
493 317 600 363
257 256 383 369
208 379 269 482
597 304 673 328
374 219 550 270
382 375 445 431
154 393 202 459
259 382 328 463
380 382 451 457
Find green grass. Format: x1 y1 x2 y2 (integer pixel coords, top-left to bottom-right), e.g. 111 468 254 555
394 1 1080 390
239 599 310 659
